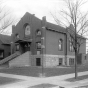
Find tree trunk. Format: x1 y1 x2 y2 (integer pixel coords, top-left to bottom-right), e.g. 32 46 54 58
75 50 77 79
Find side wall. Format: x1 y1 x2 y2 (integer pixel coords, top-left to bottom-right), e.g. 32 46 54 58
45 29 66 66
46 30 66 55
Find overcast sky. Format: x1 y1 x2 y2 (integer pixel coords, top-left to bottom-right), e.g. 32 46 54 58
4 0 62 23
2 0 61 34
1 0 88 35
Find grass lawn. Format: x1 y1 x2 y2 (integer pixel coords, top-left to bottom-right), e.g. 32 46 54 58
66 75 88 82
0 65 88 77
0 76 21 85
29 83 57 88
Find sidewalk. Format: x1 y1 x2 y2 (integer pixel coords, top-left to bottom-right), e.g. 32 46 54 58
0 71 88 88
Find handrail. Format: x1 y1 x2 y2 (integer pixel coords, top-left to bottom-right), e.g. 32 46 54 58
0 51 21 65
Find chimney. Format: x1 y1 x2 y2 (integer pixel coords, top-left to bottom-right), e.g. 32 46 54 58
42 16 46 27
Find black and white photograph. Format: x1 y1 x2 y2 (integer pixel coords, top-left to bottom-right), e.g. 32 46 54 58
0 0 88 88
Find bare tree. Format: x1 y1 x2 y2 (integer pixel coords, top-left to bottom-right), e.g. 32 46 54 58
0 1 15 34
51 0 88 79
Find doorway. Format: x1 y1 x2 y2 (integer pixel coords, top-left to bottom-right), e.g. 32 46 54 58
24 43 30 52
36 58 41 66
20 42 30 53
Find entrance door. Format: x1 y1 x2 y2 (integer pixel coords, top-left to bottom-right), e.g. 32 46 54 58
24 43 30 52
20 42 30 53
24 46 30 52
36 58 41 66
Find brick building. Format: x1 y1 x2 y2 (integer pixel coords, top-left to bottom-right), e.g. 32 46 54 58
10 12 86 67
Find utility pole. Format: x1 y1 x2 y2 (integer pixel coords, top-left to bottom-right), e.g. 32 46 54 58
41 27 45 77
75 13 77 79
41 36 44 77
41 16 46 77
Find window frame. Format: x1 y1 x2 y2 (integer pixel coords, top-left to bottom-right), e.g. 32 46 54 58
36 29 41 36
69 58 74 65
16 44 20 51
59 58 63 65
23 23 31 37
69 38 74 52
0 50 4 58
36 42 41 49
37 50 41 55
58 39 63 51
16 34 20 39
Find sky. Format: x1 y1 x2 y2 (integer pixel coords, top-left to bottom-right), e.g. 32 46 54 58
0 0 87 34
3 0 62 24
0 0 87 35
1 0 63 34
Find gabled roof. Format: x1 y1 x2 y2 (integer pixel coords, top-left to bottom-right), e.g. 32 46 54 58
46 22 66 33
15 12 66 34
0 34 11 44
15 12 41 27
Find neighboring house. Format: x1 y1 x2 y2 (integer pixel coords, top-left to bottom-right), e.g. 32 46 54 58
11 12 86 67
0 34 11 60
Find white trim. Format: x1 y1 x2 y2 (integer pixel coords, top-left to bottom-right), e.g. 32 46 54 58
33 54 65 58
67 55 75 58
44 54 65 58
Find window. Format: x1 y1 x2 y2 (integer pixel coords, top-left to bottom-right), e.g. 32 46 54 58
37 51 41 55
36 42 41 49
16 44 20 51
24 23 31 36
69 58 74 65
16 34 19 38
69 39 74 52
0 52 3 58
58 39 63 51
59 58 63 65
36 30 41 36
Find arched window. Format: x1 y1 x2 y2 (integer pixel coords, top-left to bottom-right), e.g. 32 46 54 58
36 29 41 36
16 34 19 38
69 41 74 51
58 39 63 51
69 38 74 52
24 23 31 36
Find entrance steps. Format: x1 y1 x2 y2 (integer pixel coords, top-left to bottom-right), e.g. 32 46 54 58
9 51 31 67
0 51 21 66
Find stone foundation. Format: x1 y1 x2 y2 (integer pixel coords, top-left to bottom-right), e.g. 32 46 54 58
9 52 81 67
32 54 66 67
43 55 65 67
